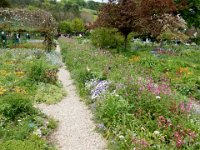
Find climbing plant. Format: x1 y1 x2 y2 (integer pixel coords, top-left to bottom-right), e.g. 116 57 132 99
0 8 57 52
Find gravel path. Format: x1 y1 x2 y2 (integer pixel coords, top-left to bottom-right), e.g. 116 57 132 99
38 44 107 150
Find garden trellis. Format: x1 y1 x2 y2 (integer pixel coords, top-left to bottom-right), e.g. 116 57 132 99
0 8 57 51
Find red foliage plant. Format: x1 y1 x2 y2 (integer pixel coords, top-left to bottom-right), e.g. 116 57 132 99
94 0 187 49
94 0 141 50
140 0 187 41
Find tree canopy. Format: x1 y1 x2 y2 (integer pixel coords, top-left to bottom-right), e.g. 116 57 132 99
0 0 11 8
180 0 200 29
95 0 141 50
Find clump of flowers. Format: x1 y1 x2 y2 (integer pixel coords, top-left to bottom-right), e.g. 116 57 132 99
0 86 7 95
129 55 141 63
174 131 185 148
177 67 192 75
157 115 197 148
157 116 173 129
0 70 9 76
12 86 27 94
15 69 25 77
85 79 111 100
132 136 150 149
179 101 193 113
174 128 197 148
137 77 172 96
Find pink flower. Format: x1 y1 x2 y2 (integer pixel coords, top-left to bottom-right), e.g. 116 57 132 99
174 131 185 148
179 101 193 113
179 102 185 112
186 101 193 113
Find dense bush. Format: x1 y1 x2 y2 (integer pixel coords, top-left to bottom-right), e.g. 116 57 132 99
0 94 35 120
0 138 51 150
91 27 124 49
34 83 66 104
28 58 58 84
58 21 72 34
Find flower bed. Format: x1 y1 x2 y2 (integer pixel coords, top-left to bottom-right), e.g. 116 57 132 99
0 48 65 149
60 37 200 150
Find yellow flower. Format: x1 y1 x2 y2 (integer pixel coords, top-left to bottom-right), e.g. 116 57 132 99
0 70 9 76
5 60 15 65
0 86 7 95
15 70 25 77
177 67 192 75
129 55 141 62
12 86 26 94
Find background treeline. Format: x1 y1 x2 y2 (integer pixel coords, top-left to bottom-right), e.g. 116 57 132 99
3 0 102 22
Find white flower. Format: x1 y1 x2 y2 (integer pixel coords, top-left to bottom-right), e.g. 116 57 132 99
141 127 146 131
33 129 42 137
86 66 91 72
119 135 125 140
153 130 160 135
156 96 161 99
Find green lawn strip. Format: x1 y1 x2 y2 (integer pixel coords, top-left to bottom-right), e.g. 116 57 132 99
59 37 200 150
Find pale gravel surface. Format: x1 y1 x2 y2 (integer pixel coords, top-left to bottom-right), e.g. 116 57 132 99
38 44 107 150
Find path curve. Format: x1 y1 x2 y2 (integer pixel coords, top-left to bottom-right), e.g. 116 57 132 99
38 44 107 150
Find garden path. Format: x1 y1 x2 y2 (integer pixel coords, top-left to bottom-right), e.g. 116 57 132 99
38 44 107 150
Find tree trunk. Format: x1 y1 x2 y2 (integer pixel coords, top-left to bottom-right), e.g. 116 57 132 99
124 34 128 51
160 40 164 48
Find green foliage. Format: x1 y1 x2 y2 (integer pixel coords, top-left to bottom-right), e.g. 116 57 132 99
47 118 58 130
158 28 189 42
28 58 58 84
91 27 124 49
86 1 101 10
0 94 35 120
0 0 11 8
34 83 66 104
0 138 51 150
58 21 72 33
179 0 200 29
71 18 85 33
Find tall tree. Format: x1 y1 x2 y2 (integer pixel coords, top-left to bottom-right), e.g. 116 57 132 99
95 0 140 50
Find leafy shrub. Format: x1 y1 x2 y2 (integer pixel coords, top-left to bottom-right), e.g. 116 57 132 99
34 83 66 104
28 58 58 84
58 21 72 34
91 27 124 49
0 94 35 120
0 137 51 150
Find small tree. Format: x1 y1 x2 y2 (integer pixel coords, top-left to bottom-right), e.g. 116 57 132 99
71 18 85 34
95 0 140 50
58 21 72 34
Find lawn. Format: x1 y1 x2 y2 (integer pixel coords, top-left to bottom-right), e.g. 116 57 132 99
0 45 65 149
60 37 200 150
